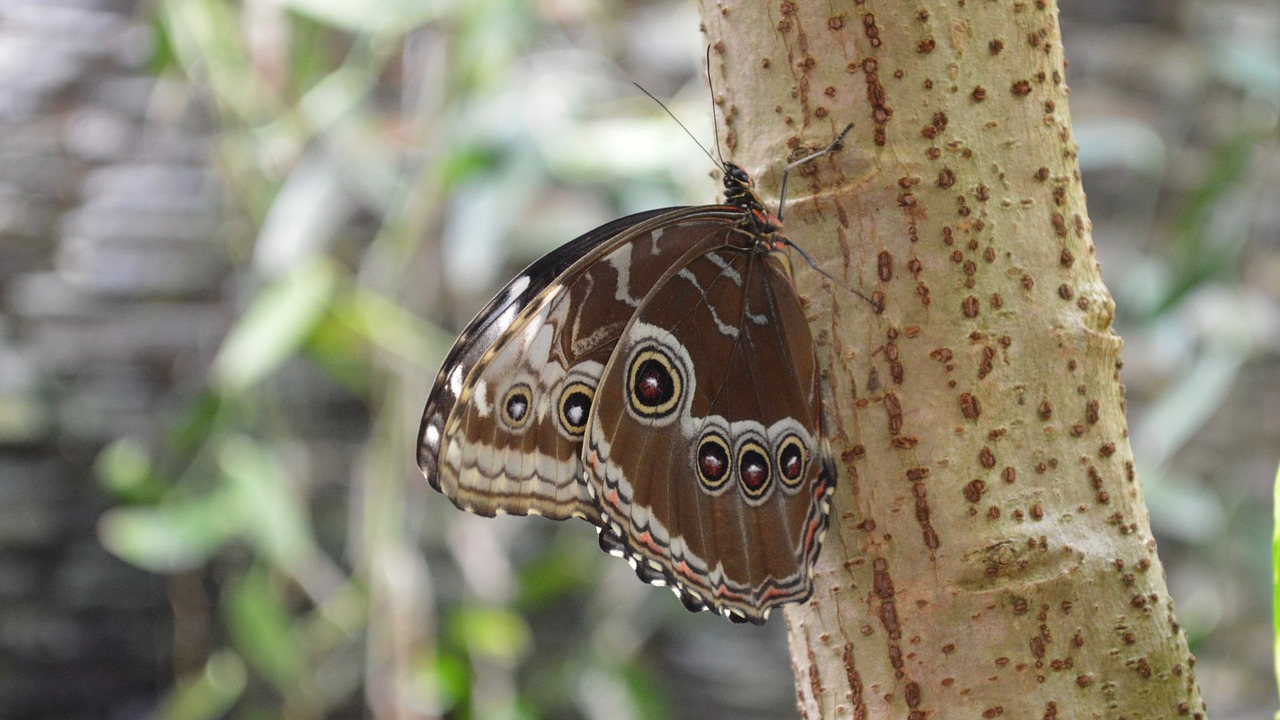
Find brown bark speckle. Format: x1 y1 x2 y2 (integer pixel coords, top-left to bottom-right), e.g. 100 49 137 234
964 479 986 503
861 12 881 47
979 446 997 468
885 392 903 434
878 251 893 281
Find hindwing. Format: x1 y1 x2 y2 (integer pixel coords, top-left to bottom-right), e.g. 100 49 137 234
584 235 835 624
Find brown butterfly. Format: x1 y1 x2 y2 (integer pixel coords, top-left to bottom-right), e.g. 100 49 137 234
417 123 851 624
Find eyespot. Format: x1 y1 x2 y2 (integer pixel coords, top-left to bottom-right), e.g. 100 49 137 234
627 346 683 419
500 383 533 430
695 432 732 494
558 381 594 438
776 434 809 491
737 439 773 502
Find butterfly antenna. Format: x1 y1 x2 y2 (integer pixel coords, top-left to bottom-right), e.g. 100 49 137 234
781 237 881 310
632 82 720 171
777 122 854 222
705 46 726 166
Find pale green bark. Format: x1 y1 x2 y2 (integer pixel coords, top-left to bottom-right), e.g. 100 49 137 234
697 1 1207 717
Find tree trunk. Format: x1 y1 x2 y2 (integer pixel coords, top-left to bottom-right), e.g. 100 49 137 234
696 2 1207 718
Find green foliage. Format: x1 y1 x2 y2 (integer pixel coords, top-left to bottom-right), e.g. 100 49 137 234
100 1 685 718
100 491 239 573
447 607 532 663
212 260 338 393
154 651 248 720
225 565 304 691
1274 460 1280 718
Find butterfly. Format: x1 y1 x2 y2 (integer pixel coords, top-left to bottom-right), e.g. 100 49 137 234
417 121 853 624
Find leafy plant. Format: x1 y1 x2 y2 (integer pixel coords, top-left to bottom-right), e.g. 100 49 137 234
96 1 690 717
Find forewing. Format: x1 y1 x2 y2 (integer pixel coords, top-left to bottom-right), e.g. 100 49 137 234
418 208 744 522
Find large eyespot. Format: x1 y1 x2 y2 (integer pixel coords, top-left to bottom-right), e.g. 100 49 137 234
776 433 809 491
558 381 594 438
627 345 683 419
695 431 732 494
500 383 533 430
737 439 773 503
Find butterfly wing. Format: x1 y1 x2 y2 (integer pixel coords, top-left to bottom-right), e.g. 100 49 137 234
418 207 745 522
584 233 836 623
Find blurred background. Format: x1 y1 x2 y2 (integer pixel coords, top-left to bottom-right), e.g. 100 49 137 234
0 0 1275 718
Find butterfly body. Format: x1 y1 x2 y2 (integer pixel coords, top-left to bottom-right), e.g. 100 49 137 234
419 159 838 624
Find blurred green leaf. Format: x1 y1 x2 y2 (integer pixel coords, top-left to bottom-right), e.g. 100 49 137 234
1132 297 1252 470
1274 460 1280 716
299 65 368 132
1216 40 1280 98
212 259 338 393
96 437 167 503
146 13 178 75
410 649 469 712
169 390 224 457
618 662 672 720
276 0 450 35
305 310 372 392
1075 119 1167 176
449 606 532 662
225 565 303 691
219 434 317 572
161 0 279 124
440 144 500 189
284 13 338 99
329 286 454 370
153 650 247 720
516 551 587 609
253 151 352 275
99 493 239 573
1142 468 1227 545
1156 135 1255 316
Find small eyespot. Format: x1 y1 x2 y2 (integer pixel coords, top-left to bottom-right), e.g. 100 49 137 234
777 434 809 490
501 383 533 429
695 432 732 494
627 346 683 418
558 382 594 438
737 440 773 501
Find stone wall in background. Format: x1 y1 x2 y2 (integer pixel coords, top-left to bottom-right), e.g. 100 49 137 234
0 1 224 717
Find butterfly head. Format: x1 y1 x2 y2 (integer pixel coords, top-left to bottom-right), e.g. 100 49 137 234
721 162 759 209
722 161 785 242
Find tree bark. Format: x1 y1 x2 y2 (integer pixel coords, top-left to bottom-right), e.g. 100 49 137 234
696 2 1207 718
